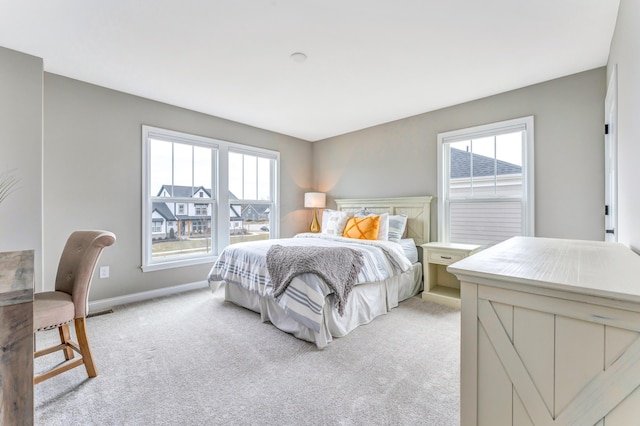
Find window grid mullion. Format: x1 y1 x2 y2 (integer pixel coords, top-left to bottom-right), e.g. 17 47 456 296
437 116 533 246
171 143 175 197
493 136 497 195
255 157 259 201
470 140 474 197
143 125 279 272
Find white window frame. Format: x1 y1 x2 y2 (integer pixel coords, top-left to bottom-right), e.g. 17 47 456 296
142 125 279 272
437 116 535 244
228 147 277 239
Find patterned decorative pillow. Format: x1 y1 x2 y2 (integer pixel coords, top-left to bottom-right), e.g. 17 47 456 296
322 210 351 236
387 214 408 243
355 211 389 241
342 216 381 240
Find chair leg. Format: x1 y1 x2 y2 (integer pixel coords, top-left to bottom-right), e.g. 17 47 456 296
74 317 98 378
59 324 75 360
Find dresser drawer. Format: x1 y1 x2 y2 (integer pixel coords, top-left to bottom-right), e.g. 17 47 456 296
427 250 465 265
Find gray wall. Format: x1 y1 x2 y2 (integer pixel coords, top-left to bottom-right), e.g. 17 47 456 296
43 74 312 300
1 44 613 302
313 68 606 242
608 0 640 251
0 46 43 289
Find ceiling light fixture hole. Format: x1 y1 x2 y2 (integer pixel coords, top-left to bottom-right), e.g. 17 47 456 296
290 52 307 63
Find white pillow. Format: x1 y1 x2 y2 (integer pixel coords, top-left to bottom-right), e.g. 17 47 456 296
387 214 408 243
322 210 351 236
355 211 389 241
321 209 337 231
399 238 418 264
322 209 349 230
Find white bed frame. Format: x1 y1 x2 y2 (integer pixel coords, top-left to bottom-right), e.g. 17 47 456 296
220 195 434 348
335 196 433 245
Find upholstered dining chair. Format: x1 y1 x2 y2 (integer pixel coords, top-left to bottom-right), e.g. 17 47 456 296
33 230 116 384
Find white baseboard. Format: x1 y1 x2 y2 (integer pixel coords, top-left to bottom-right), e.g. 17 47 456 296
89 280 209 312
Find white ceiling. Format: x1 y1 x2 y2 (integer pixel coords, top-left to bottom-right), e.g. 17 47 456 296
0 0 620 141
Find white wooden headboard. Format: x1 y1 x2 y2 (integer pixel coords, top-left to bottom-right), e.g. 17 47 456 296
335 196 433 246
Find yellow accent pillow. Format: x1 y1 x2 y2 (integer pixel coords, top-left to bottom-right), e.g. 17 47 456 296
342 216 381 240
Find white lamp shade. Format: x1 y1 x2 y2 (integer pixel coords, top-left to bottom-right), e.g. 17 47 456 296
304 192 326 208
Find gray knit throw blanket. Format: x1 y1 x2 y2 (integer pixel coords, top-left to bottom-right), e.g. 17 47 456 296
266 245 365 316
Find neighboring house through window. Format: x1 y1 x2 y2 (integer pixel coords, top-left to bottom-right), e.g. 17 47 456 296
437 116 534 246
228 149 276 244
142 126 279 271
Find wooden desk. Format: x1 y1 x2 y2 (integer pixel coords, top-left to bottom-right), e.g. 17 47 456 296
0 250 34 425
449 237 640 426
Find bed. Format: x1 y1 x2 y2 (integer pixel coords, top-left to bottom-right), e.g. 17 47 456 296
207 196 433 348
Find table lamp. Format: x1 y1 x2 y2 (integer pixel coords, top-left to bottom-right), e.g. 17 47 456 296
304 192 326 233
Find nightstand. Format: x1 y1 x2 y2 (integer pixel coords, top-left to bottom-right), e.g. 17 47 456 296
421 242 481 308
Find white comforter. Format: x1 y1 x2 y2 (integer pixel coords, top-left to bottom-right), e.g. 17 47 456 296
207 233 411 333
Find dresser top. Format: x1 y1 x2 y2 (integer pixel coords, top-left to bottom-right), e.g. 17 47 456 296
448 236 640 303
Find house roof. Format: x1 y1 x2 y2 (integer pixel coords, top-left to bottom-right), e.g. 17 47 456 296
155 185 263 222
450 147 522 179
152 202 177 221
157 185 212 198
244 204 270 214
230 204 241 220
157 185 246 201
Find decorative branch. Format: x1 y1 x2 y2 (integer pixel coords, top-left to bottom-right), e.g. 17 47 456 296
0 170 19 205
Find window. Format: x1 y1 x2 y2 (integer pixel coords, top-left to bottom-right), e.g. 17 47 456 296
142 126 279 271
437 116 534 246
228 150 275 244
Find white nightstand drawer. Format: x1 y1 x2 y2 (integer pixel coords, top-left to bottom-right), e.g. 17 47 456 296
421 242 482 308
427 250 465 265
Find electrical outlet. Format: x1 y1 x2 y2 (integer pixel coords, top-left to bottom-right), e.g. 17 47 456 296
99 266 109 279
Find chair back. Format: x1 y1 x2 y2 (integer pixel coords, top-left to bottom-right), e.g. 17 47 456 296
54 230 116 318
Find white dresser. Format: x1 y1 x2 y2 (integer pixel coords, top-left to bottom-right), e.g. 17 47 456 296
449 237 640 426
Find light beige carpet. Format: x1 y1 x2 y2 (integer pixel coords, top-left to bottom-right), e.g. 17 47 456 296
35 287 460 425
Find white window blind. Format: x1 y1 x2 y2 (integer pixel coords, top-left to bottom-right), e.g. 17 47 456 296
437 116 534 246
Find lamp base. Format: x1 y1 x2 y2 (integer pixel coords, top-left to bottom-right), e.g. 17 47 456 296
309 208 321 233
